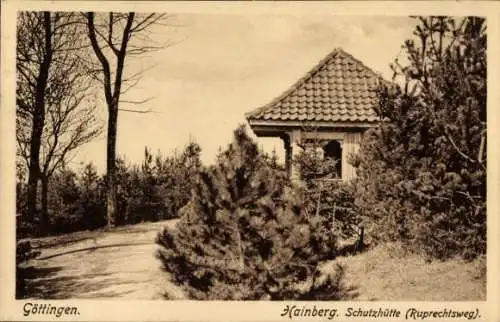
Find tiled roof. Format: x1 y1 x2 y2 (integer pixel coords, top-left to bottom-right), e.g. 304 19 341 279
246 48 385 125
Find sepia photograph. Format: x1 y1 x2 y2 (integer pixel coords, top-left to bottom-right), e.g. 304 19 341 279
1 1 498 321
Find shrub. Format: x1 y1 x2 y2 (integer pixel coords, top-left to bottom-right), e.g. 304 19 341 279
16 182 31 238
156 142 202 220
294 144 362 244
47 168 84 234
16 240 40 298
294 145 338 183
77 163 107 230
122 143 202 223
353 17 486 260
156 125 343 300
16 240 40 264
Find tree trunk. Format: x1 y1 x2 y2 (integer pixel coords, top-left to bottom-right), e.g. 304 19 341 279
26 110 44 224
26 167 39 224
106 107 118 227
86 12 134 227
26 12 52 225
40 176 49 235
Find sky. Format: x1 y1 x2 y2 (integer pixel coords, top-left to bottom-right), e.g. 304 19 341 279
74 14 417 173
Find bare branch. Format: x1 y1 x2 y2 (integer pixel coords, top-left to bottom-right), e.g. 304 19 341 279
120 96 156 105
477 129 486 164
130 13 166 33
90 16 120 56
86 12 113 106
444 125 475 164
118 108 154 114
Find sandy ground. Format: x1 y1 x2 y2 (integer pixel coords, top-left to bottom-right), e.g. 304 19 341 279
322 243 486 301
20 220 186 300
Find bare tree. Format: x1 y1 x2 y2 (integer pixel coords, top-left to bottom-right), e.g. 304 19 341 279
16 11 101 232
16 12 52 225
85 12 168 226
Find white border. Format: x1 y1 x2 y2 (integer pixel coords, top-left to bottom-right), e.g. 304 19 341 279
1 1 499 321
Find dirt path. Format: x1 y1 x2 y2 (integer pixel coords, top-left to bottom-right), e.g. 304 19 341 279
20 220 186 300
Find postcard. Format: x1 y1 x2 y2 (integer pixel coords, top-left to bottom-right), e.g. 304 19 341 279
1 1 498 321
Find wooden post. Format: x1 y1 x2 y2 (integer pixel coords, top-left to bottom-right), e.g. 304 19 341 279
289 130 302 183
342 132 362 181
282 135 291 178
354 224 365 254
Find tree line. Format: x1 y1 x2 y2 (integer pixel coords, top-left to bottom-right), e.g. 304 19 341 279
17 144 202 237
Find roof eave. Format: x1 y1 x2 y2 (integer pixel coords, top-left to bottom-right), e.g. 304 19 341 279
247 119 378 135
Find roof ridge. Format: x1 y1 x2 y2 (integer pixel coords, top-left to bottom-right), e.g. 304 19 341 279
245 47 342 120
336 48 385 80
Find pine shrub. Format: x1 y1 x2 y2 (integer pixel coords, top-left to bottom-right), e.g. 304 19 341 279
77 163 107 230
48 168 85 234
156 126 343 300
353 17 486 260
294 147 361 241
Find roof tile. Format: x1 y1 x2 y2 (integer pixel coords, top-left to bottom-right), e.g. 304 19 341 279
246 48 386 124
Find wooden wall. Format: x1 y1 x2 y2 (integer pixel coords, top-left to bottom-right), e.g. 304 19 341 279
341 132 362 181
283 129 364 182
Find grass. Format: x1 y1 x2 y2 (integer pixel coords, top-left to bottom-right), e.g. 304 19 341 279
321 242 486 301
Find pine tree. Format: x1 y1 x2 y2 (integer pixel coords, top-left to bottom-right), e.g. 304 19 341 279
78 163 106 230
156 125 343 300
138 147 161 222
354 17 486 259
47 168 81 233
154 142 202 219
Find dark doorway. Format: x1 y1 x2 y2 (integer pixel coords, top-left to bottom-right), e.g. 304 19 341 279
323 140 342 179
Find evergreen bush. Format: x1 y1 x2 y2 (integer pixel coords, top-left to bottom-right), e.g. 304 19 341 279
48 168 85 233
353 17 486 260
77 163 107 230
294 144 362 250
156 126 343 300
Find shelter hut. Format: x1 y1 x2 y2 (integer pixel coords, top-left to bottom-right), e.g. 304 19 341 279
246 48 385 181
